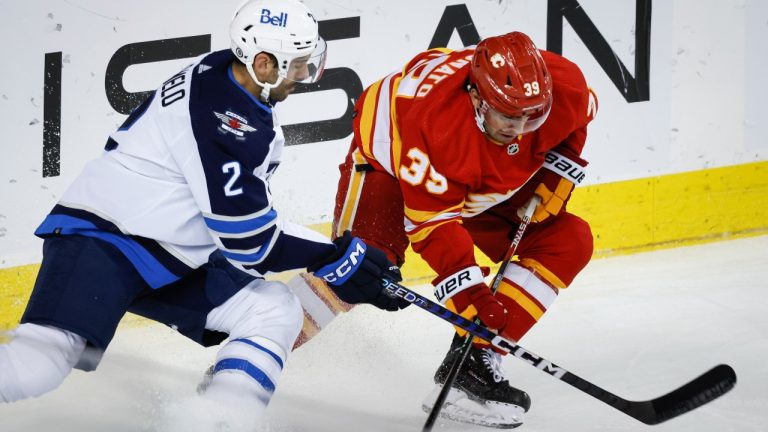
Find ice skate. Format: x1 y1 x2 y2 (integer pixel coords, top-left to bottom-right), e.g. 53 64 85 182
422 334 531 429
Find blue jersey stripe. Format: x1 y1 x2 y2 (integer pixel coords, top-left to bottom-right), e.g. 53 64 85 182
35 214 180 288
45 205 194 277
203 209 278 235
220 242 273 264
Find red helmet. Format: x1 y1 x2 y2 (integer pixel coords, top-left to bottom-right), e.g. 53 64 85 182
470 32 552 135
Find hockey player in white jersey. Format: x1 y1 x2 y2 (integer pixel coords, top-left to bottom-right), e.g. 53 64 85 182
0 0 405 420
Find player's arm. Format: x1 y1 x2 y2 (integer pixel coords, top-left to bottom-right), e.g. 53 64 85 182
517 85 597 223
515 145 588 223
180 122 405 309
172 119 333 276
411 218 507 330
400 169 506 329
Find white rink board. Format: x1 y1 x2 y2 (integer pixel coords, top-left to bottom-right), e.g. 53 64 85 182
1 0 767 267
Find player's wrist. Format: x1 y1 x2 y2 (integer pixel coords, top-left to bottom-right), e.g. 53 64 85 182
433 266 485 304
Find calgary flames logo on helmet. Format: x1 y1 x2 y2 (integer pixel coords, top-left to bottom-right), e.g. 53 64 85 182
490 53 506 68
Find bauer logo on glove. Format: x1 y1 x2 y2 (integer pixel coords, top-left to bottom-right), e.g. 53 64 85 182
518 149 587 223
434 268 476 302
433 266 507 330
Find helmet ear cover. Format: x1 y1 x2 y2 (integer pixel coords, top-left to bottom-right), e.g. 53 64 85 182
469 32 552 134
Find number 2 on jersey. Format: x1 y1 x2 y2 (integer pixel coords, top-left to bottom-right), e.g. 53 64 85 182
223 161 243 196
399 148 447 194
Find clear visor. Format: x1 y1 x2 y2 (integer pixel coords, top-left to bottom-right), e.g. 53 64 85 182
284 37 327 84
485 102 551 136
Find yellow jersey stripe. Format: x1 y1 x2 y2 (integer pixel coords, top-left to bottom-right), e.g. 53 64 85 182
389 75 404 178
358 79 383 161
404 202 464 224
336 150 368 237
406 220 456 244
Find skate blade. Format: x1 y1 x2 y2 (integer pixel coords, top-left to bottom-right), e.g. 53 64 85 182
421 384 526 429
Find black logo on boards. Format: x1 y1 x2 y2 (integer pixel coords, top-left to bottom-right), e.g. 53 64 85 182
41 2 651 177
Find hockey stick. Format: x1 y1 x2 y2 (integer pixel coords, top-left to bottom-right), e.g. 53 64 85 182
421 197 539 431
381 281 737 426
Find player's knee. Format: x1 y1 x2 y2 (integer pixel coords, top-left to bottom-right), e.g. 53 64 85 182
571 216 594 268
0 323 85 402
228 281 303 352
559 213 594 269
266 281 303 345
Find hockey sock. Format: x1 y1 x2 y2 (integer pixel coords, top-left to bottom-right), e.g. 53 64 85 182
204 336 287 407
496 261 560 342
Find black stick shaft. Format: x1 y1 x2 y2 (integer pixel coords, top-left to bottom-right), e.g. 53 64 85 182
383 279 736 425
421 199 538 431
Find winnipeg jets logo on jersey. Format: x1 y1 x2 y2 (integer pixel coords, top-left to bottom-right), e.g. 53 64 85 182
214 111 257 138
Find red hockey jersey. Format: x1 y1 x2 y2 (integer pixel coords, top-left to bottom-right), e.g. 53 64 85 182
352 46 597 279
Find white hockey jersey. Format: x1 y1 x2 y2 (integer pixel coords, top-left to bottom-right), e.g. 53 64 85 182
35 50 333 288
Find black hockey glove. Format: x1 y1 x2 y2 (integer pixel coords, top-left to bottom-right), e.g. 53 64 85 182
308 231 408 311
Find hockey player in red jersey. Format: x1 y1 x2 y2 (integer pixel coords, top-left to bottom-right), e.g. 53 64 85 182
332 32 597 427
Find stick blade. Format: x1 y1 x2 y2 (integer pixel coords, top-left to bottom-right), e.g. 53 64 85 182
633 364 737 425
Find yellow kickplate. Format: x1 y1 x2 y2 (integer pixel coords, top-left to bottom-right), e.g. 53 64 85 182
1 161 767 328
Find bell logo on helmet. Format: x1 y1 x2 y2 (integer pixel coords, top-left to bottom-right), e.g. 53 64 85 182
260 8 288 27
490 53 505 68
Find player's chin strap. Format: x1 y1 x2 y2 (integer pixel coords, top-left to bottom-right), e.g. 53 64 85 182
467 84 489 133
245 62 283 103
474 100 489 133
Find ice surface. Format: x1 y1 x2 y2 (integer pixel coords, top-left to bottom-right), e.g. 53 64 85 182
1 236 766 431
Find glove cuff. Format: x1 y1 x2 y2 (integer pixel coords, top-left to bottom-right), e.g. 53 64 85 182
433 266 485 304
543 150 587 185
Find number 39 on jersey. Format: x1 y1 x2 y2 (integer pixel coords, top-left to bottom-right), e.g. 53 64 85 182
399 148 448 194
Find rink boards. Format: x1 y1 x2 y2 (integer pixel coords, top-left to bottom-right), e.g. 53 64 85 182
2 160 766 329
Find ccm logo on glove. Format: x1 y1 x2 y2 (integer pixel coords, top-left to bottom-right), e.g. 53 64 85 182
308 231 408 311
318 238 366 285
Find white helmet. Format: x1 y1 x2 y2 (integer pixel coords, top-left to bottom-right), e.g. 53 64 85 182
230 0 327 101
